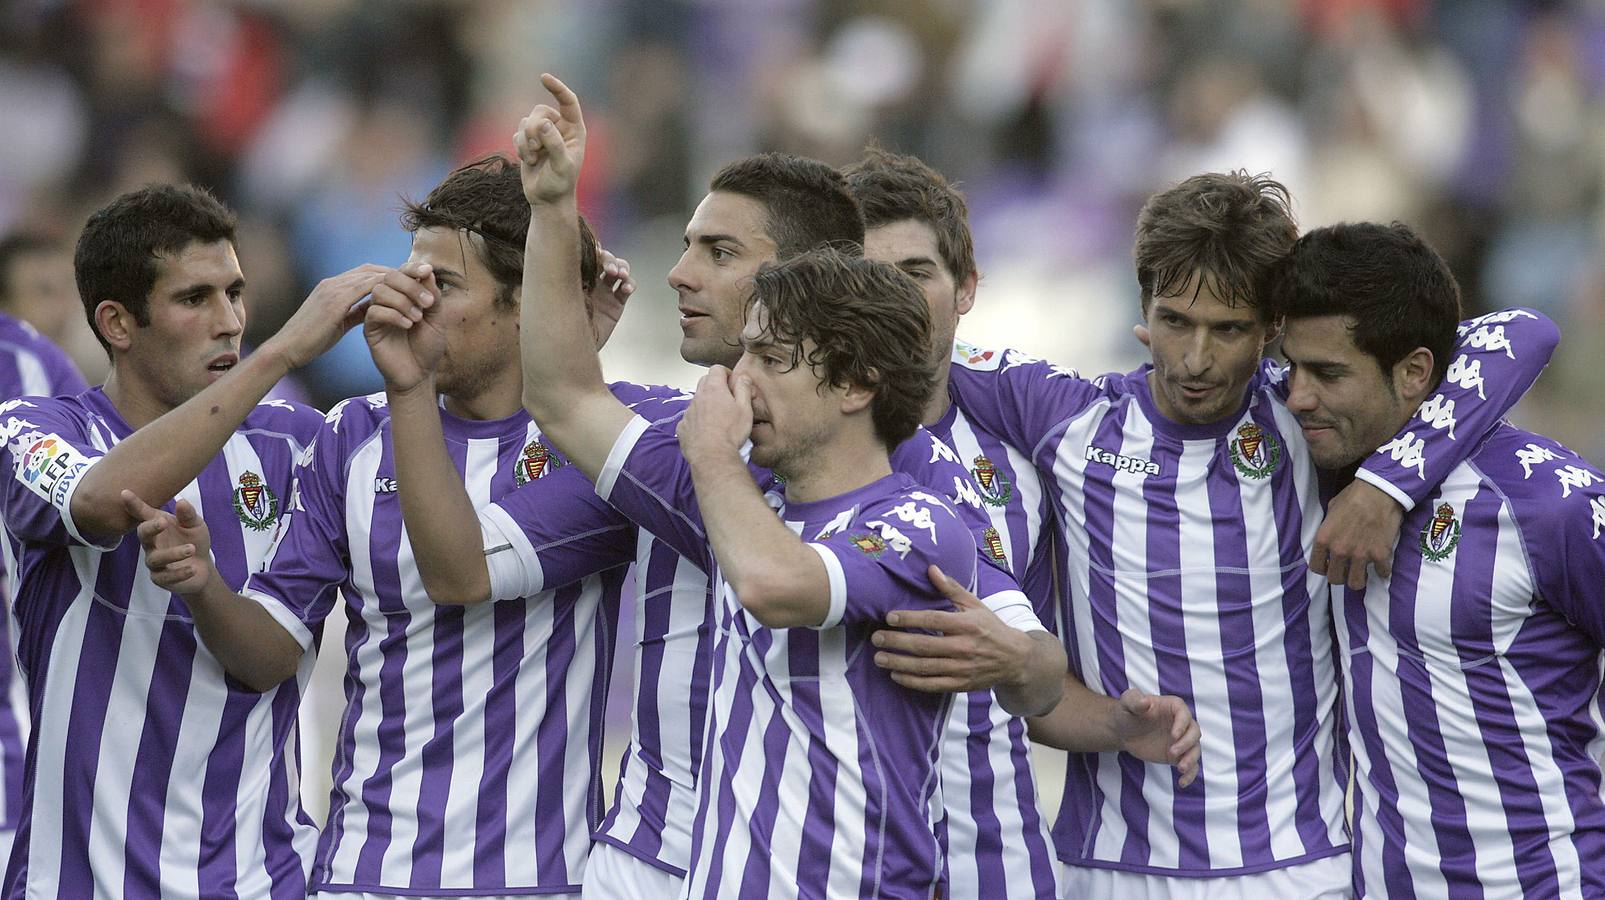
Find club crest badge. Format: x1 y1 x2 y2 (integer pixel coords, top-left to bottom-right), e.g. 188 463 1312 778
849 533 887 558
1419 502 1462 562
513 439 564 486
232 471 280 532
982 526 1008 563
1229 423 1280 480
971 455 1014 507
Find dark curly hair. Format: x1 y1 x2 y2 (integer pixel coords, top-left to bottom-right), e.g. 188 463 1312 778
842 146 976 285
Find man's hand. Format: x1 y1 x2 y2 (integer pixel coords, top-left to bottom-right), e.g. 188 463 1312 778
1313 478 1404 590
364 263 445 394
679 366 754 465
870 564 1037 694
123 489 218 597
264 264 391 370
588 248 634 349
515 73 586 206
1110 687 1202 787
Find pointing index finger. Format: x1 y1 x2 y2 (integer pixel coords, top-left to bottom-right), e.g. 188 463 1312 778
541 73 585 129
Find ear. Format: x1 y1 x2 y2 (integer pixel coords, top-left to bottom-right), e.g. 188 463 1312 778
94 300 136 353
840 373 876 416
954 270 978 318
1393 347 1435 400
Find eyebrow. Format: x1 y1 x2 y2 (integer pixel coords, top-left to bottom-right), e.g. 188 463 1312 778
893 255 939 270
430 265 465 283
691 233 746 249
172 277 246 298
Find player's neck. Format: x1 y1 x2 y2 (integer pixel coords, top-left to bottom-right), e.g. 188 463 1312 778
921 366 953 426
100 368 173 430
441 378 524 422
778 428 893 504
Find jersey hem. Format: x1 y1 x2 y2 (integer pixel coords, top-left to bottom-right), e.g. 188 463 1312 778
588 833 689 878
1056 843 1351 878
310 881 582 896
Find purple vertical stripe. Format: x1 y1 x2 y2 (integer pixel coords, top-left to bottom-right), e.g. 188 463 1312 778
790 630 837 894
587 575 620 831
1002 714 1058 895
701 620 761 897
122 616 196 898
196 690 258 898
407 606 466 888
313 608 374 886
618 542 676 855
734 700 793 896
961 694 1007 888
1343 583 1416 900
533 582 580 886
1140 440 1207 869
472 597 522 884
264 683 311 900
1203 451 1273 863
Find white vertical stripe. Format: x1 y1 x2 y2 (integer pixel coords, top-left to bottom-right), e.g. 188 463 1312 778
560 579 604 879
375 537 436 886
502 576 555 885
1364 633 1445 891
816 626 866 900
15 350 50 398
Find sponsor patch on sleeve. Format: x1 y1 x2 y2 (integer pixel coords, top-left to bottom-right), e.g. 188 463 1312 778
15 433 93 507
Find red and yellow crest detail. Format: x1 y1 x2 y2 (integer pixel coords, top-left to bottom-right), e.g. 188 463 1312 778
514 440 564 486
1420 502 1462 562
232 470 280 532
982 526 1008 563
1229 422 1281 479
849 533 887 558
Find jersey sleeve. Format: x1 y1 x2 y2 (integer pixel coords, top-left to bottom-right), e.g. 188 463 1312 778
594 414 712 571
1508 444 1605 647
0 397 118 549
1354 308 1559 510
945 342 1103 460
479 464 638 601
240 413 352 651
808 489 977 629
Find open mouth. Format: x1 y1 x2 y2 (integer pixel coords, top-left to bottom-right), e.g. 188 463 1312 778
207 353 239 375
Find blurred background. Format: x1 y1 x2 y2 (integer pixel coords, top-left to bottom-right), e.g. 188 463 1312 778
3 0 1602 821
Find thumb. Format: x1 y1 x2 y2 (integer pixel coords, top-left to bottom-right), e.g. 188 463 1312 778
1119 687 1153 715
731 373 754 411
926 565 979 608
174 499 202 528
120 489 156 521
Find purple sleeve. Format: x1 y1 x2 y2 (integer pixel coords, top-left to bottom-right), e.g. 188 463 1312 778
810 488 977 629
0 398 112 549
946 343 1103 460
594 415 712 572
479 464 640 599
45 350 88 397
889 427 1020 597
240 417 350 650
1353 308 1559 510
1499 437 1605 646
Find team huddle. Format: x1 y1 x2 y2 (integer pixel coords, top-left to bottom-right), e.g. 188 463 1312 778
0 72 1599 900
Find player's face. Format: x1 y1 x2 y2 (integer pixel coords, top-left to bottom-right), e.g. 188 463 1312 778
668 191 778 368
1281 315 1413 470
120 238 246 409
405 226 520 400
733 306 835 475
1144 277 1273 425
4 249 78 339
865 219 974 362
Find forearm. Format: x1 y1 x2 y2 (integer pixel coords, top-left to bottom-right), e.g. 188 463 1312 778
72 347 291 538
1027 672 1123 751
521 198 606 425
689 449 828 627
993 630 1067 717
388 379 489 604
185 575 305 692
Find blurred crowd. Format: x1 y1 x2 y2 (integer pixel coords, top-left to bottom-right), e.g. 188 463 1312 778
2 0 1602 460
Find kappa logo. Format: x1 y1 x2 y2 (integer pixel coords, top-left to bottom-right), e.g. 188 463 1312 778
513 440 564 486
1084 445 1160 477
1229 423 1280 480
971 455 1014 506
373 477 399 494
1419 502 1462 562
233 471 280 532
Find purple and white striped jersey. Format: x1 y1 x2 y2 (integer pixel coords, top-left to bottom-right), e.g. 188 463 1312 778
483 402 1035 885
0 388 322 899
0 312 85 841
910 341 1061 899
241 390 645 896
595 414 976 898
945 309 1555 878
1341 436 1605 898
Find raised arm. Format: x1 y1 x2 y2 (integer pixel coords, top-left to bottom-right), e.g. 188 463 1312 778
123 490 303 691
70 265 388 540
513 73 633 480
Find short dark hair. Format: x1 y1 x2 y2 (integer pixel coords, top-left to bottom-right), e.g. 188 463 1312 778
1133 171 1296 324
74 183 238 351
749 247 936 449
0 230 64 308
401 154 600 307
1261 221 1462 386
842 146 976 284
708 153 865 259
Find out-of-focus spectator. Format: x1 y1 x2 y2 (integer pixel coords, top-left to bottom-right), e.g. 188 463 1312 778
0 230 104 383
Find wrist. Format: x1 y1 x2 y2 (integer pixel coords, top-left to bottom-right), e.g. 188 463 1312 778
385 375 437 405
252 336 300 376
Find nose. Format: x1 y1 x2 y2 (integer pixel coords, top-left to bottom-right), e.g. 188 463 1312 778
1182 330 1213 376
215 294 245 339
667 250 696 294
1285 370 1318 413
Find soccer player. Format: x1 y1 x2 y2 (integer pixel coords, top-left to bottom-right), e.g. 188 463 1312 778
1266 222 1602 898
128 157 647 899
0 183 383 898
511 80 983 895
843 148 1200 900
0 249 85 871
939 172 1556 898
384 85 1082 898
0 231 96 377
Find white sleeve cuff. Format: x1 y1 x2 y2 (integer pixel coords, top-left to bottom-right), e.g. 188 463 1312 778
56 456 120 550
240 588 316 653
595 415 652 501
807 542 848 629
480 503 545 601
981 588 1047 634
1353 468 1415 513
